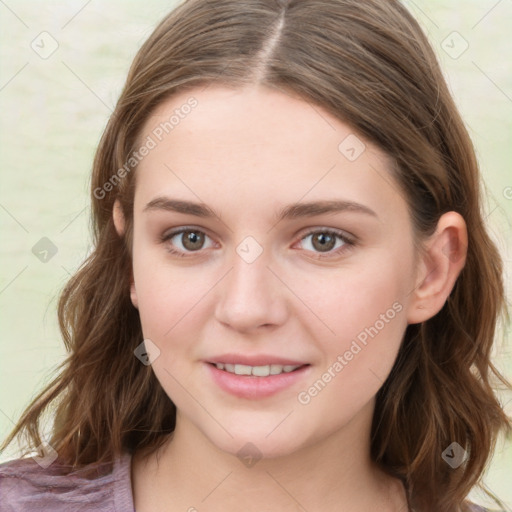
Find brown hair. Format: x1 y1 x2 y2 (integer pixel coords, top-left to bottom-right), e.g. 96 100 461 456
2 1 510 510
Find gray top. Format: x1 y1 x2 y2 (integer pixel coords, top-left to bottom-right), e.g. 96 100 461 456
0 451 503 511
0 451 134 511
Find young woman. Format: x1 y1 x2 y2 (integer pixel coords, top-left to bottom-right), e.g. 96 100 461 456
1 1 510 511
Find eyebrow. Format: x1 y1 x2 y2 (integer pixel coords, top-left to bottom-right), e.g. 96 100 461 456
143 197 378 221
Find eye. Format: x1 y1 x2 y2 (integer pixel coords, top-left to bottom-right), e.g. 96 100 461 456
160 227 355 259
160 227 215 256
297 229 355 258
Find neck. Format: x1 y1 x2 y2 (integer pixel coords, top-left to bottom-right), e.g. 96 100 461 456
132 399 407 512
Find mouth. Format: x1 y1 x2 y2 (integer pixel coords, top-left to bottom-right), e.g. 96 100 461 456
204 358 312 399
208 362 309 377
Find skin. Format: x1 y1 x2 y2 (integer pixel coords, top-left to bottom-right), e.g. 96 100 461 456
113 85 467 512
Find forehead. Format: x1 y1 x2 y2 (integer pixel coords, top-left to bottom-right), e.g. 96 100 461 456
133 85 407 226
140 85 340 158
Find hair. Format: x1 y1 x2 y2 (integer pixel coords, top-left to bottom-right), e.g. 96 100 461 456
2 1 510 510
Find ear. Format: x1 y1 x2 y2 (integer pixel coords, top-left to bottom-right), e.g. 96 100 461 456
113 199 125 236
112 199 138 309
406 212 467 325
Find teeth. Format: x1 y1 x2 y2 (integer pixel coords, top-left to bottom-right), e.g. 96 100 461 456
252 365 270 377
213 363 302 376
270 364 282 375
235 364 252 376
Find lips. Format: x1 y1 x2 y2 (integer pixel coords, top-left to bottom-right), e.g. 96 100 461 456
204 354 311 399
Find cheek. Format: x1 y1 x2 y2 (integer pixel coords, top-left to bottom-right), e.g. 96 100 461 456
134 268 201 339
293 260 410 430
131 245 216 351
294 251 411 364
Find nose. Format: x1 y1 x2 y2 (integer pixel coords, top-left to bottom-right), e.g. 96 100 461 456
214 249 289 333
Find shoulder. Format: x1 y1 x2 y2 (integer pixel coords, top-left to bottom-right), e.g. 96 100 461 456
0 452 134 512
465 502 506 512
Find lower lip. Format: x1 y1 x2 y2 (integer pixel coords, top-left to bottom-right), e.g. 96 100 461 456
205 363 311 399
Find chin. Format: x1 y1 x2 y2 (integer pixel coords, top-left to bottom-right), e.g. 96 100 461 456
201 422 310 463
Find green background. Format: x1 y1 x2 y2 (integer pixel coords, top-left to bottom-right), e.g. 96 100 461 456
0 0 511 508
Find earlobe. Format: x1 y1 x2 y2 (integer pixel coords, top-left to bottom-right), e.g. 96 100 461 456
113 199 125 236
406 212 468 325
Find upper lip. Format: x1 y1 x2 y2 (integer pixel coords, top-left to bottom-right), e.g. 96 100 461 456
206 354 309 366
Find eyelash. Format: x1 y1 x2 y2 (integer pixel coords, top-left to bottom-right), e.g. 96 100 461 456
159 227 356 259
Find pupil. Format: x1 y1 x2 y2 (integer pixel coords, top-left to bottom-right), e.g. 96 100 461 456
313 233 335 252
184 230 203 250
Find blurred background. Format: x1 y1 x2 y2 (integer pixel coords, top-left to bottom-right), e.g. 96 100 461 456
0 0 511 508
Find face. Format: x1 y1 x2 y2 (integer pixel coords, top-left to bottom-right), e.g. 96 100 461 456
125 85 420 458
